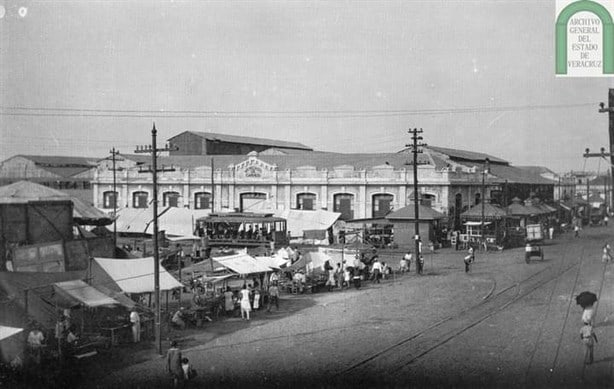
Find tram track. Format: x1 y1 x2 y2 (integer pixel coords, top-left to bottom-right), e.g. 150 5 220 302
336 243 585 381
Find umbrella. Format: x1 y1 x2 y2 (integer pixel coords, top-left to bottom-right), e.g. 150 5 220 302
575 291 598 308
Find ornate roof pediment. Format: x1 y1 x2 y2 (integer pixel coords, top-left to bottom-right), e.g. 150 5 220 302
233 156 277 179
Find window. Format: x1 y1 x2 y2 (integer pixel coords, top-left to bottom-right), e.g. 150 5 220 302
163 191 180 208
490 190 503 205
333 193 354 220
372 194 393 218
421 193 435 207
133 191 148 208
297 193 316 210
475 193 481 205
102 191 118 209
194 192 212 210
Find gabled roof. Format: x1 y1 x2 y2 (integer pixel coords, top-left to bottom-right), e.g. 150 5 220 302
169 131 313 151
0 181 112 225
385 203 445 221
516 166 556 176
3 155 97 178
425 146 508 165
487 164 555 185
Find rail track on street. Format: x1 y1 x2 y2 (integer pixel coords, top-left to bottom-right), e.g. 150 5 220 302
336 241 587 381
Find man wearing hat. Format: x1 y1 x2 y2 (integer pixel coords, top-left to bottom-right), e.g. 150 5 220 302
129 307 141 343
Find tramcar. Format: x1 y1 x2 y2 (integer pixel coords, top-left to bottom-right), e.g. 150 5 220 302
195 212 288 248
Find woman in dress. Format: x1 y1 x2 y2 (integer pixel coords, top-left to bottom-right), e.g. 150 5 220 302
223 286 234 316
239 284 251 320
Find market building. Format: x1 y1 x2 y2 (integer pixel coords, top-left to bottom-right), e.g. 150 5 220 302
92 132 555 231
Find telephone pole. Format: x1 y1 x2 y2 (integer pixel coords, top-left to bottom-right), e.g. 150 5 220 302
406 128 426 268
134 123 177 354
598 89 614 210
109 147 121 251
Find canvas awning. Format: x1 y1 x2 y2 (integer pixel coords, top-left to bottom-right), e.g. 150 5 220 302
275 209 340 238
200 275 234 284
91 257 182 294
214 253 272 275
53 280 121 308
464 221 493 226
254 256 289 270
0 326 23 342
113 207 210 237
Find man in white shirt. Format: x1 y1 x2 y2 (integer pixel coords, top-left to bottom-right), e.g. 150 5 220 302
371 258 383 283
130 308 141 343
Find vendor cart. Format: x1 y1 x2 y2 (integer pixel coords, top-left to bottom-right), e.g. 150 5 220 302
525 224 544 263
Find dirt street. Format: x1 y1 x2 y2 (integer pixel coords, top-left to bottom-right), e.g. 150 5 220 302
82 226 613 388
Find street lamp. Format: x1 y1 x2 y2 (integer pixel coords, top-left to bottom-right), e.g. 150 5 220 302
480 158 490 249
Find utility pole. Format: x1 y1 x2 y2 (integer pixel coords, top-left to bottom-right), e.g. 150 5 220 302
211 157 215 212
598 89 614 210
134 123 177 354
406 128 426 269
109 147 122 251
480 158 490 250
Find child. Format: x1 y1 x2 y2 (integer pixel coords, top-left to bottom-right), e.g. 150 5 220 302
580 322 598 365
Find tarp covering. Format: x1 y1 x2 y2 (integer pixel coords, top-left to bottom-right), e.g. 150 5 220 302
112 207 210 237
91 257 182 294
305 251 333 273
214 253 272 275
254 256 289 270
275 209 340 238
0 326 23 342
0 181 112 226
286 255 308 271
53 280 120 307
463 221 493 226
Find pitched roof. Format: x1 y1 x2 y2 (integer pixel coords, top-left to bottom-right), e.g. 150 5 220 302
425 146 508 165
385 203 445 221
461 203 508 218
4 155 97 178
169 131 313 150
487 164 555 185
0 181 112 225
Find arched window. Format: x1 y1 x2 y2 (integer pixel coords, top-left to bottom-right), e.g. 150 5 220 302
163 191 180 208
102 191 118 209
133 191 148 209
372 194 393 218
297 193 316 210
475 192 481 206
334 193 354 220
194 192 212 210
421 193 436 207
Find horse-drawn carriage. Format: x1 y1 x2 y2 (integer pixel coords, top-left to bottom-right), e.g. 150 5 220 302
525 224 544 263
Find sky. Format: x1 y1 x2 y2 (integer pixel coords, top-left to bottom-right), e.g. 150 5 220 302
2 0 614 174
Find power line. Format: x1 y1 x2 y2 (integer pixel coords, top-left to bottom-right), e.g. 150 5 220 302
0 102 599 119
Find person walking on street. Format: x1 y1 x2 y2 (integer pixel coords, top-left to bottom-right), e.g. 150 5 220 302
371 258 382 283
464 246 475 273
602 243 612 263
417 255 424 275
580 322 598 365
400 252 410 273
167 340 184 387
267 282 280 312
240 284 251 320
574 224 580 238
129 307 141 343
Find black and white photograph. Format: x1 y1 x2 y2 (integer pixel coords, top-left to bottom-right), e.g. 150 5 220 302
1 1 613 388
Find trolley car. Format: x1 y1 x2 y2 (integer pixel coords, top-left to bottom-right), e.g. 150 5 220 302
195 212 288 248
524 224 544 263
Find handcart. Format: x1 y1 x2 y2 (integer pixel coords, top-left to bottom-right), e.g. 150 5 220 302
525 224 544 263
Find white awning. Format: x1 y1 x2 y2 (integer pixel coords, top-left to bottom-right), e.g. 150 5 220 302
215 253 272 275
92 257 182 293
464 221 492 226
54 280 120 307
0 325 23 342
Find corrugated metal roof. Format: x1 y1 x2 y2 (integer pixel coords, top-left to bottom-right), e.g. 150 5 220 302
16 155 98 167
461 203 508 218
425 146 508 164
169 131 313 150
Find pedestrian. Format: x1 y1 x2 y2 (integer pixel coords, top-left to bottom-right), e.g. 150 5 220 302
399 252 409 273
181 357 197 382
240 284 251 320
371 257 382 283
27 323 45 365
604 214 609 227
582 305 595 326
335 263 344 289
548 225 554 240
167 340 184 388
224 286 234 315
574 224 580 238
417 255 424 274
326 266 336 292
464 246 474 273
580 322 598 365
129 307 141 343
602 243 612 263
253 286 261 311
267 282 280 312
343 267 351 288
172 307 187 330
